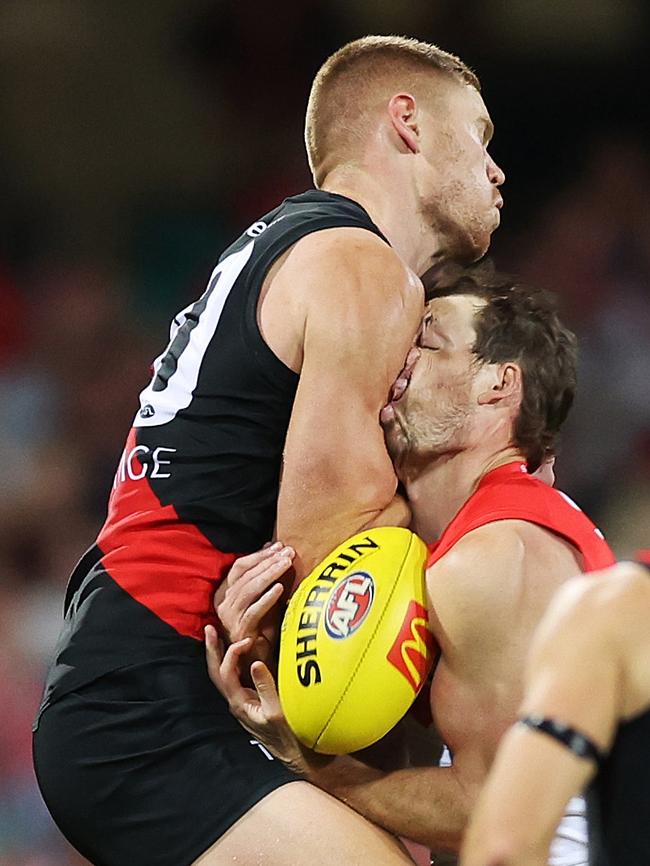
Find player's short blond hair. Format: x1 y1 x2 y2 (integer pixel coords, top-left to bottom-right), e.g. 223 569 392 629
305 35 480 185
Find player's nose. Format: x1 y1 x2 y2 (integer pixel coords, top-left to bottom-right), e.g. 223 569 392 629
488 154 505 187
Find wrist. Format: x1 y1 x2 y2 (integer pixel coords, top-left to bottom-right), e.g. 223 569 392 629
302 752 381 795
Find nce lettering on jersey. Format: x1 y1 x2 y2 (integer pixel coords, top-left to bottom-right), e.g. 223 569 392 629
113 444 177 487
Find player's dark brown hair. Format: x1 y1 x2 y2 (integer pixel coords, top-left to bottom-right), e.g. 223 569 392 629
305 35 480 185
426 261 578 472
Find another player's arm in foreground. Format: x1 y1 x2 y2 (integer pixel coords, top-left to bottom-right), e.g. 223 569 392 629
460 563 648 866
272 229 423 582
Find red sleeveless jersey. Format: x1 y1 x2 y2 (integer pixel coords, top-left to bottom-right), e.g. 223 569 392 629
427 461 616 571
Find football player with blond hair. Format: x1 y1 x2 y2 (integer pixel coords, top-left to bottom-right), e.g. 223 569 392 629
34 36 504 866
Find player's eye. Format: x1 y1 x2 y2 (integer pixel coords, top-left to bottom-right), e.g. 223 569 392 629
417 336 441 352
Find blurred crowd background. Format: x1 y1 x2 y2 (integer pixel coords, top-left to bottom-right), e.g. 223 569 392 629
1 1 648 863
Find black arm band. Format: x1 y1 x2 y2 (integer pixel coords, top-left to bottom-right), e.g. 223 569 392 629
518 715 605 765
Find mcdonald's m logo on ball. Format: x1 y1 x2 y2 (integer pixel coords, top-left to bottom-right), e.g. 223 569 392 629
386 601 436 692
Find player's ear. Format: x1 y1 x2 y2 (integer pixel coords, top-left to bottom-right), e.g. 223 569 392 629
477 363 522 407
387 93 420 154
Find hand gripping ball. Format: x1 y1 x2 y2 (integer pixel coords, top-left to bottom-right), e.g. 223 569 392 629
278 527 437 754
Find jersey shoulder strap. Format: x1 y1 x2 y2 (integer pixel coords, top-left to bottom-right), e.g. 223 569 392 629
221 188 390 277
427 461 615 572
133 189 389 430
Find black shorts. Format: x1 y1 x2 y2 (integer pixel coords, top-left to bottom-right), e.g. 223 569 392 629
32 660 298 866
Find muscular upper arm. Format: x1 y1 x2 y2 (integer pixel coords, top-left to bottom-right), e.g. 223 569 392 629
273 228 423 579
426 522 579 768
429 521 584 668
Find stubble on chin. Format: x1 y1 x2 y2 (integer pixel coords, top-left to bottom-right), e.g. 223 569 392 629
383 418 407 466
395 398 474 473
421 182 490 265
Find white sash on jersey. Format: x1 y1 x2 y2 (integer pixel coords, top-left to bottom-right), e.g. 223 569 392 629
438 748 589 866
548 796 588 866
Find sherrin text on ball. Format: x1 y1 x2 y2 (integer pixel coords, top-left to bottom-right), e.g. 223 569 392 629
278 527 437 754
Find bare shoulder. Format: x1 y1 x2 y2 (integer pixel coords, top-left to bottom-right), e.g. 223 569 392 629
425 521 528 642
523 562 650 722
427 520 529 600
282 227 422 310
527 563 648 677
426 519 583 650
544 561 650 630
290 225 405 272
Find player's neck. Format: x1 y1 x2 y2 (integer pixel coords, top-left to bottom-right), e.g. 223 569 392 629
403 446 524 542
320 169 444 276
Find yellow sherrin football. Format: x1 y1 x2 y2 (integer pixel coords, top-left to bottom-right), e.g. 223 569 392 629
278 527 436 754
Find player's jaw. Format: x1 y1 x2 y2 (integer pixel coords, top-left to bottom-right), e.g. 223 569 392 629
419 174 503 263
381 352 474 473
416 86 504 262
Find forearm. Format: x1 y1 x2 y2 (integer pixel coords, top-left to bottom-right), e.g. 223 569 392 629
460 727 594 866
462 587 620 866
304 755 475 852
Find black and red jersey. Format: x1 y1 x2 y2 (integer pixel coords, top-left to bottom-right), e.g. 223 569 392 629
116 189 388 558
39 190 387 713
427 461 616 571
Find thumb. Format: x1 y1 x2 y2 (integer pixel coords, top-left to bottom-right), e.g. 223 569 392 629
204 624 224 684
250 661 283 716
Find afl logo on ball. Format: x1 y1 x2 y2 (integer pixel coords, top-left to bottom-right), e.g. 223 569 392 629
325 572 374 639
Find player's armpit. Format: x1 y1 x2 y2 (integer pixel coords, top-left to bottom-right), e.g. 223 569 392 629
274 229 423 581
